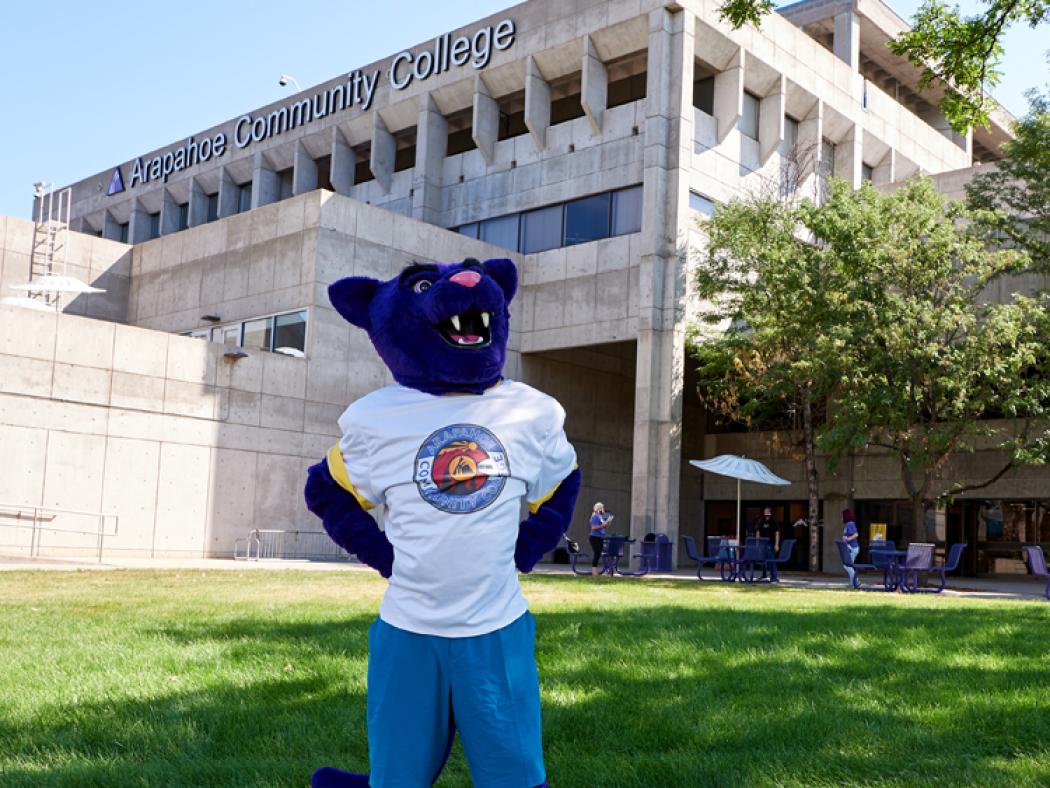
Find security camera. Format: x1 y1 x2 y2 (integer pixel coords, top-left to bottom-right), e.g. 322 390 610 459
278 75 289 86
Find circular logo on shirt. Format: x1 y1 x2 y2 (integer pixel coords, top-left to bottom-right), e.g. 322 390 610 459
414 424 509 514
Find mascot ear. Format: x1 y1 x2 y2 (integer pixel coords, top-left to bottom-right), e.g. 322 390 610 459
329 277 380 331
482 258 518 305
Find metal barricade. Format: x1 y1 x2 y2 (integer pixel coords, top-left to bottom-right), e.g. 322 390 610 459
234 528 349 561
0 502 119 562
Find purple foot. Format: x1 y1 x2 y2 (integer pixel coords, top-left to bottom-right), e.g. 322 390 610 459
311 766 370 788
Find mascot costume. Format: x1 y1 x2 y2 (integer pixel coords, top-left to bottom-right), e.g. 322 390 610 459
304 256 581 787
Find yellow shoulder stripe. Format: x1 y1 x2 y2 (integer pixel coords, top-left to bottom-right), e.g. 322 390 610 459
527 464 578 515
326 444 375 511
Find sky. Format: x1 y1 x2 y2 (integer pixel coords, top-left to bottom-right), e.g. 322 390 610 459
0 0 1044 221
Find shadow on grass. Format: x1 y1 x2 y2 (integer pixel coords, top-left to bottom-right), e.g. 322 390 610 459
3 588 1050 787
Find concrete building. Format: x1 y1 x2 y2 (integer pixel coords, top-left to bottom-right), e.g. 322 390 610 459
1 0 1043 574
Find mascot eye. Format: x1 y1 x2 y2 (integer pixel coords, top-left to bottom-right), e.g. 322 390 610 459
412 280 432 294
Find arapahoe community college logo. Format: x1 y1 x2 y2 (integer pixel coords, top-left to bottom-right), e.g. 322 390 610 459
414 424 509 513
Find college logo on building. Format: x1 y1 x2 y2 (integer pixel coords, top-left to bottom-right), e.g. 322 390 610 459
414 424 509 514
107 168 125 196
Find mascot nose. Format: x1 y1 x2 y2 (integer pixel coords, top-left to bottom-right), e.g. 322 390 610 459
449 270 481 288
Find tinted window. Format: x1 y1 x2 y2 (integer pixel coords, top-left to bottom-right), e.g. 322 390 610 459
176 203 189 231
784 116 799 150
689 191 715 217
739 91 760 140
520 205 563 253
563 193 610 246
206 193 219 223
148 212 160 239
479 214 519 251
611 186 642 236
238 183 252 214
693 76 714 115
274 311 308 356
242 317 272 352
456 223 479 239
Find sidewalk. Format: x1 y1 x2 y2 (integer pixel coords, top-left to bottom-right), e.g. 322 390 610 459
2 553 1047 601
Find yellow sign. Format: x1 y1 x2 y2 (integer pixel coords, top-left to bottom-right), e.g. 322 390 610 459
870 523 888 542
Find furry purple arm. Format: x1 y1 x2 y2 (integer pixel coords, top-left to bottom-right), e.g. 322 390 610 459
304 459 393 578
515 466 582 574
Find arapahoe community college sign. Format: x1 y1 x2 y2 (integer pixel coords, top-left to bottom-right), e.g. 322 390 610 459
110 20 516 195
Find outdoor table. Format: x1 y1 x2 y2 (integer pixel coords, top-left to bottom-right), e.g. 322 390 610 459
869 548 908 591
718 540 769 582
597 535 635 576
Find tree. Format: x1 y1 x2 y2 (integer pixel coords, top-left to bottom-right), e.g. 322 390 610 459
966 87 1050 270
716 0 1048 133
690 177 1050 546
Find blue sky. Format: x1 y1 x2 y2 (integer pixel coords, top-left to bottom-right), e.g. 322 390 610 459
0 0 1044 221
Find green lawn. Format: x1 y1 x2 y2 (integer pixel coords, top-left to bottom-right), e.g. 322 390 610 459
1 570 1048 787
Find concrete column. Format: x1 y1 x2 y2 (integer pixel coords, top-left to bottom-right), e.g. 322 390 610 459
128 200 151 244
293 141 319 196
632 6 694 560
103 211 123 241
472 76 499 165
413 93 448 224
713 47 743 142
834 124 863 189
833 8 860 70
524 55 550 152
758 75 785 163
370 113 396 194
218 167 239 218
330 128 356 194
159 189 180 235
188 177 208 227
251 153 280 209
872 148 896 185
581 34 608 134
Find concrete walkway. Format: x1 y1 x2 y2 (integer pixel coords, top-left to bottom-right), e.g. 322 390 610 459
2 553 1047 602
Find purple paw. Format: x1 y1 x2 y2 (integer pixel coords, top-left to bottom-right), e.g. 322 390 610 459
311 766 370 788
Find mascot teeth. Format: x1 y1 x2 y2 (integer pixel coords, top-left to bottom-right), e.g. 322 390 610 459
481 312 490 328
451 315 462 331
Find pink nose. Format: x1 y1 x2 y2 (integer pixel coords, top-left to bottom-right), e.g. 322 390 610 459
449 270 482 288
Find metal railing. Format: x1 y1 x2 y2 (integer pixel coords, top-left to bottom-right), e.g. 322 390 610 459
234 528 349 562
0 501 119 562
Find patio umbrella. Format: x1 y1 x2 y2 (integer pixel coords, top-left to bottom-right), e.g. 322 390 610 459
10 275 105 294
689 455 790 543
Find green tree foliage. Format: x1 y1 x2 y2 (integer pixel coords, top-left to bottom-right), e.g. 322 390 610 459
966 87 1050 269
690 178 1049 544
717 0 1048 133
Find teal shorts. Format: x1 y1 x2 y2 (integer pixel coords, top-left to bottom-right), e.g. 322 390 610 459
367 611 546 788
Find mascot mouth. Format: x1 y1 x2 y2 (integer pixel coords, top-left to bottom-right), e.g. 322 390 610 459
437 309 492 348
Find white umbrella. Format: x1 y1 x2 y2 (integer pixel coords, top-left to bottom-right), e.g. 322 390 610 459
689 455 790 543
0 296 58 312
10 275 105 294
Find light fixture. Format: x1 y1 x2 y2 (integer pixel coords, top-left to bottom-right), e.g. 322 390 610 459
201 314 222 322
278 74 302 91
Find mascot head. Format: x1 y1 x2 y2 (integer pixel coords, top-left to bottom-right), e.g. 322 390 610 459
329 257 517 396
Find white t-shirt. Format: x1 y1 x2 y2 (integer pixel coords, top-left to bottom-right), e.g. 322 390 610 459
335 380 577 637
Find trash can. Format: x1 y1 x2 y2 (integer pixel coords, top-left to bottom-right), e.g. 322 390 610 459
642 532 673 571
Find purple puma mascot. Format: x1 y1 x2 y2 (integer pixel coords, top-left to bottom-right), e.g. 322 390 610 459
305 257 580 787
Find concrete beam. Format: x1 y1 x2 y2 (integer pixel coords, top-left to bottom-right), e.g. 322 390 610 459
218 167 239 219
758 75 785 164
370 113 395 194
251 152 280 209
413 93 448 224
834 124 863 189
472 75 499 165
833 9 859 70
292 141 318 196
581 35 608 134
187 178 208 227
713 48 743 142
330 128 356 194
524 55 550 152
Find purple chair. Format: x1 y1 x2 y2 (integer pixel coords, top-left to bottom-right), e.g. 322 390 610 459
562 535 592 576
738 538 769 582
1022 546 1050 600
763 539 796 582
898 543 935 593
681 535 721 580
926 543 966 593
835 540 880 590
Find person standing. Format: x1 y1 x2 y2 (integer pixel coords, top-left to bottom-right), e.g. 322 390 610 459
757 506 779 579
589 503 613 577
842 509 860 587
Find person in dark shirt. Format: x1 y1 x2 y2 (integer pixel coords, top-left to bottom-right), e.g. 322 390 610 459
756 507 779 578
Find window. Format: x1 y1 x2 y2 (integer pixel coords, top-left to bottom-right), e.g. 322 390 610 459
218 324 241 345
739 91 760 140
564 193 611 246
117 222 129 243
242 317 272 352
693 76 714 115
206 192 219 223
784 116 799 150
611 186 642 236
315 155 333 191
862 163 874 182
176 202 189 232
278 168 294 200
273 310 308 356
520 205 562 254
237 182 252 214
607 72 646 109
479 214 519 251
147 212 160 240
457 223 479 239
689 191 715 217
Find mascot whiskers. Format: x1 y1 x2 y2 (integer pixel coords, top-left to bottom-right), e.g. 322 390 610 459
305 256 581 787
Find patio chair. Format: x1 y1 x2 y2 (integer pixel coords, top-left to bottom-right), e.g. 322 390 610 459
737 538 769 583
869 540 897 588
898 543 935 593
562 535 593 576
835 540 880 590
681 535 721 580
925 543 967 593
763 538 796 582
603 535 628 575
1022 546 1050 600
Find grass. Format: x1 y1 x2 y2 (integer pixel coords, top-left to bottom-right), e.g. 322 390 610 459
1 570 1049 787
